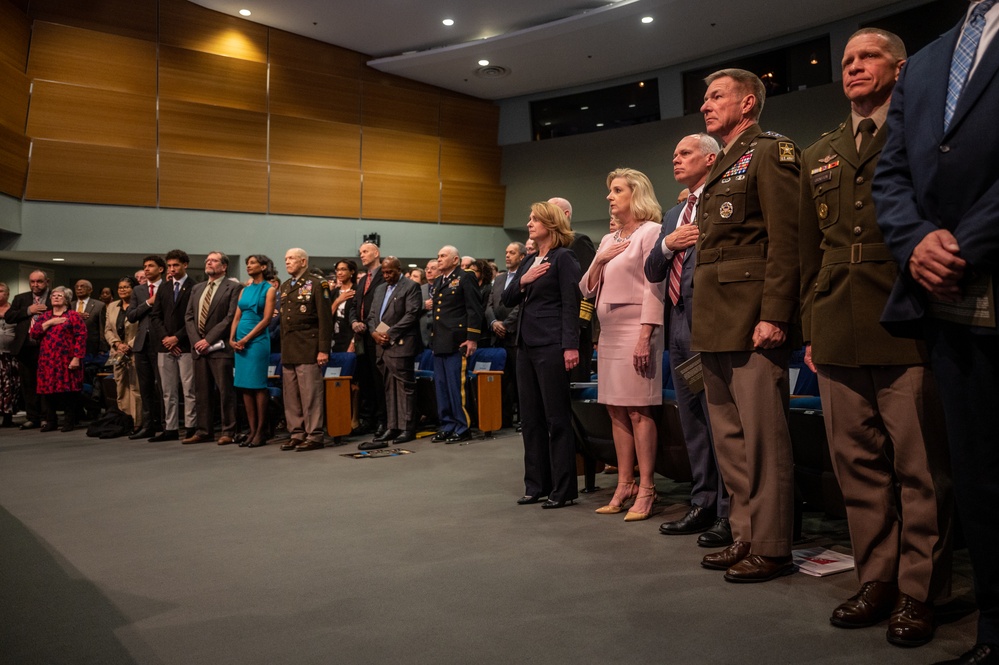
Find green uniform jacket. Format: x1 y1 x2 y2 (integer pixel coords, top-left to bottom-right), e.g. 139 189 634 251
279 275 333 365
692 124 801 352
799 115 926 367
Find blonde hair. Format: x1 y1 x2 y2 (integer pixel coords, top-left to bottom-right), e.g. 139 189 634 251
530 201 575 249
606 168 663 223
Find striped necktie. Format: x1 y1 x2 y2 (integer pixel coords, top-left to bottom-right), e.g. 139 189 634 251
198 281 216 335
668 194 697 306
945 0 997 131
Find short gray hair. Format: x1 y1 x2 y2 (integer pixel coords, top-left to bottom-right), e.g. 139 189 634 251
690 133 721 156
848 28 906 62
705 68 766 120
51 285 74 301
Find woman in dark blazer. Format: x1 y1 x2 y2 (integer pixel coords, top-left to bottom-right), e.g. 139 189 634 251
503 201 582 509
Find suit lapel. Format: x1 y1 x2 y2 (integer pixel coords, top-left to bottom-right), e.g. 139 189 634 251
828 119 857 169
706 124 761 187
948 28 999 136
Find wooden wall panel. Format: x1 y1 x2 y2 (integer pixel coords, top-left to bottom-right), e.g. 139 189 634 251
270 164 360 218
362 174 439 222
159 45 266 112
361 128 440 179
0 61 29 132
270 116 360 170
28 0 157 41
27 81 155 149
440 94 499 145
441 181 506 227
25 140 156 206
159 100 265 160
0 123 29 197
159 0 267 63
27 22 156 95
440 140 501 185
159 153 267 213
362 83 440 136
268 28 366 78
0 0 30 72
269 65 360 124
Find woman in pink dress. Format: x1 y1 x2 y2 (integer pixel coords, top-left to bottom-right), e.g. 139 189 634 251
580 168 666 521
30 286 87 432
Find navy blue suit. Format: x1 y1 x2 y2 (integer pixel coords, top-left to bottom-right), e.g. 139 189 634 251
645 199 728 518
503 247 581 502
874 11 999 644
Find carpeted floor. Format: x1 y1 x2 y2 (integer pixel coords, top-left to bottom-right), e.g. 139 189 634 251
0 425 978 665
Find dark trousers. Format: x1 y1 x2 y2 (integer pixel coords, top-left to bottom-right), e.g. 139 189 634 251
193 355 237 438
668 304 728 517
134 345 162 430
501 344 519 427
16 346 41 422
376 351 416 432
43 391 80 425
356 335 386 428
517 342 577 503
433 351 469 435
927 320 999 643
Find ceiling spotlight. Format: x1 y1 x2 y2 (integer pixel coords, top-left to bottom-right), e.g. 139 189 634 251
596 123 605 127
628 104 636 108
239 9 251 16
641 16 654 24
478 59 490 67
544 122 552 126
580 106 589 110
442 18 454 26
638 81 645 87
52 257 65 262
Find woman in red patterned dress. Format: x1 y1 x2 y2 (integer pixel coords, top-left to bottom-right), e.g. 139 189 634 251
30 286 87 432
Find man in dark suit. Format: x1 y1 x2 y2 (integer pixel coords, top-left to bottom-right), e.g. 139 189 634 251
645 133 732 549
278 248 333 451
126 255 166 439
349 241 386 436
361 256 423 449
485 242 524 429
430 245 484 443
3 270 51 429
72 279 105 360
549 198 597 382
801 29 952 648
874 5 999 661
182 251 240 445
692 68 800 583
148 249 196 442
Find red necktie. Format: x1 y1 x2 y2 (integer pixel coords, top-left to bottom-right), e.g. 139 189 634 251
669 194 697 306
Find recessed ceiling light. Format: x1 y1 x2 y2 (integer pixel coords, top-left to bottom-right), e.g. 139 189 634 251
478 59 490 67
641 16 654 24
544 122 552 126
638 81 645 88
596 123 604 127
628 104 636 108
580 106 589 110
52 257 65 262
239 9 251 16
442 18 454 26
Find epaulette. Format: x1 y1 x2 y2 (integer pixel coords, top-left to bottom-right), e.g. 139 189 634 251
759 130 786 139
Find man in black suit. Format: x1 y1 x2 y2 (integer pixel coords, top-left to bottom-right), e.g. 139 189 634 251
148 249 196 442
361 257 423 449
874 4 999 661
645 133 732 548
183 252 241 445
126 255 166 439
550 197 597 382
485 242 524 428
72 279 105 360
349 241 386 436
430 245 484 443
3 270 51 429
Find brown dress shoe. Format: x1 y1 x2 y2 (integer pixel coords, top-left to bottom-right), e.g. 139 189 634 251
831 581 898 628
182 434 211 444
701 541 751 570
216 436 234 445
887 592 934 647
295 440 324 451
724 554 794 583
280 439 303 451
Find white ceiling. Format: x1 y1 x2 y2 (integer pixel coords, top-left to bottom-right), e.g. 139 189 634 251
190 0 918 100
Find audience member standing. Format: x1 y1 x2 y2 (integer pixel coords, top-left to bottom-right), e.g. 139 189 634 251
486 242 525 429
693 69 800 583
148 250 196 442
330 260 357 353
0 282 21 428
550 198 598 382
231 255 277 447
4 270 52 429
104 277 141 429
72 279 105 361
30 286 87 432
126 256 165 440
278 248 333 452
430 245 484 443
350 242 386 436
183 252 240 445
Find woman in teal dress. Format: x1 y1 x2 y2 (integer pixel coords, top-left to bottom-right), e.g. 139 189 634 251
230 255 277 447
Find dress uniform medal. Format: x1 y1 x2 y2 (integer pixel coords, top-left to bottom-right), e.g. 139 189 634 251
720 202 734 219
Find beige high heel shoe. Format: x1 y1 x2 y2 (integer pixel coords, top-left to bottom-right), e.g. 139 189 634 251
595 480 638 514
624 485 657 522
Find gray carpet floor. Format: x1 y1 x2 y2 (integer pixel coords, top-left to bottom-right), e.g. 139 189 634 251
0 425 979 665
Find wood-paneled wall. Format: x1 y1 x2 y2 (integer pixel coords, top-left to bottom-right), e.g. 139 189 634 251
1 0 504 225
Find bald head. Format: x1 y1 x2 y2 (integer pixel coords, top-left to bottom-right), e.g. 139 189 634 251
548 197 572 220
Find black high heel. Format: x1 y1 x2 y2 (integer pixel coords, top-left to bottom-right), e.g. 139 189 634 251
517 495 542 505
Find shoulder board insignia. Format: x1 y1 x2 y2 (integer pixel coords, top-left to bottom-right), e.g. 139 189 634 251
760 130 786 139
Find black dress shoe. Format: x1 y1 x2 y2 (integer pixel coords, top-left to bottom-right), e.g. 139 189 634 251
542 498 576 509
830 581 898 628
431 431 451 443
372 424 387 438
19 421 39 430
517 495 542 505
60 423 76 433
659 505 715 535
446 430 472 444
358 440 389 451
697 518 734 547
40 423 58 432
934 643 999 665
393 430 415 444
372 428 400 443
148 429 179 442
129 427 154 440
